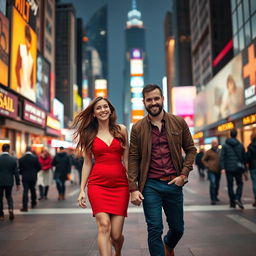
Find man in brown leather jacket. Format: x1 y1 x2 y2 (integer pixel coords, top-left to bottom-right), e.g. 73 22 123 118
128 84 196 256
201 139 221 205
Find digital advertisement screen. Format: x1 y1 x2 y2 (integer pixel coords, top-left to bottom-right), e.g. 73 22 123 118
36 52 50 111
0 11 9 86
10 7 37 102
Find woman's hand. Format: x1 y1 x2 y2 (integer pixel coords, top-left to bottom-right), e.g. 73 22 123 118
77 190 87 208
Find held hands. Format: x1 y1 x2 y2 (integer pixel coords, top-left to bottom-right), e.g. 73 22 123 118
131 190 144 206
78 190 87 208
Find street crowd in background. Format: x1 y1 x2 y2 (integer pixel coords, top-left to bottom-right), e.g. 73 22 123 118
195 129 256 208
0 144 83 221
0 128 256 221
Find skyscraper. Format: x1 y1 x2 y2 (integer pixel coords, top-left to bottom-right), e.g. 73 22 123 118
85 5 108 99
124 0 147 128
55 3 77 125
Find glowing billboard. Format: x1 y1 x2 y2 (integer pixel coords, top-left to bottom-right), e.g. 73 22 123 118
36 52 50 111
95 79 107 98
130 59 143 76
10 7 37 102
0 11 9 86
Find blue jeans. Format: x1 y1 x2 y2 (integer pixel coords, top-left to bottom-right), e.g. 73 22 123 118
142 179 184 256
55 178 66 195
208 171 221 201
225 172 243 205
250 169 256 198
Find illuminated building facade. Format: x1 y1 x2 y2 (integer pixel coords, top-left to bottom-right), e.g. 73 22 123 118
124 0 147 128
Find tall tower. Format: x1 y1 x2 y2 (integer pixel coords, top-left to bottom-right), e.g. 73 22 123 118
55 3 77 126
124 0 147 128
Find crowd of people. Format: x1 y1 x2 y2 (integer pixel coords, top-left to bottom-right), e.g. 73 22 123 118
195 129 256 208
0 144 83 220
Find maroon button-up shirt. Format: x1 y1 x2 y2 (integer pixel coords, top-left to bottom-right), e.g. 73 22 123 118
148 119 177 179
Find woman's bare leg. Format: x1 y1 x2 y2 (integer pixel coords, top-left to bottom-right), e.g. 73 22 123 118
95 212 112 256
110 215 125 256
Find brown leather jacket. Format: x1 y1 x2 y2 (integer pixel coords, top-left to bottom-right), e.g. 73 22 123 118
128 112 196 192
201 148 221 174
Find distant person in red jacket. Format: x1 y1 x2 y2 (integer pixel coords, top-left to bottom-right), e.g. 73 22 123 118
38 150 53 200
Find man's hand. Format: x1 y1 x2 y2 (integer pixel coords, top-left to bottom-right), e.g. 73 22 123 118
168 176 185 186
16 185 20 191
131 190 144 206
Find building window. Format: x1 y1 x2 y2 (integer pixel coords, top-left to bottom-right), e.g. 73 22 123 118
239 28 245 50
232 11 238 34
251 0 256 15
231 0 237 12
252 12 256 39
243 0 250 22
46 0 53 17
45 38 52 54
233 34 239 55
46 19 52 35
244 21 251 46
237 3 243 29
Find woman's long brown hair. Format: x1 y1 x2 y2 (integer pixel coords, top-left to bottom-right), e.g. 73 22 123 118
72 97 126 154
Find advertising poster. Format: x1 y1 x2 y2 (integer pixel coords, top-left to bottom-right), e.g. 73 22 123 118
10 7 37 102
36 52 50 111
242 39 256 106
13 0 38 31
0 11 9 86
205 53 244 124
0 0 6 15
194 90 207 131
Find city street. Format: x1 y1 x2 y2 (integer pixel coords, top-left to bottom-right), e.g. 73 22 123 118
0 169 256 256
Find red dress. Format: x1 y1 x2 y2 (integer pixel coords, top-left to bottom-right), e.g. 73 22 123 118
87 137 129 217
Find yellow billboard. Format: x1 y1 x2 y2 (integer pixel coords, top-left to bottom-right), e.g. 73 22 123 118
10 7 37 102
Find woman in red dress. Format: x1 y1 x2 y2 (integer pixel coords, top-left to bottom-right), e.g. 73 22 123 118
73 97 129 256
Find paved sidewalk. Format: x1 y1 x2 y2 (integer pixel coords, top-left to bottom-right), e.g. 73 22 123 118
0 171 255 255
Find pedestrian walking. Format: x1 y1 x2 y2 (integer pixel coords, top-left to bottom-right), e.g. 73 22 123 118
246 132 256 207
202 139 221 205
195 148 205 178
19 146 41 212
38 149 53 200
128 84 196 256
73 153 84 184
74 96 129 256
0 144 20 220
52 147 71 200
220 128 246 209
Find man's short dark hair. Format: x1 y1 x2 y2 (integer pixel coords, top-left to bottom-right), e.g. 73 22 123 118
26 146 32 152
230 128 237 138
59 146 64 150
142 84 163 98
2 144 10 152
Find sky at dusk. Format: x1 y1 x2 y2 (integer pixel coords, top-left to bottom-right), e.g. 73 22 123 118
62 0 172 122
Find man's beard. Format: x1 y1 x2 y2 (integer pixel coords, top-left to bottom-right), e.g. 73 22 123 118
145 103 163 117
